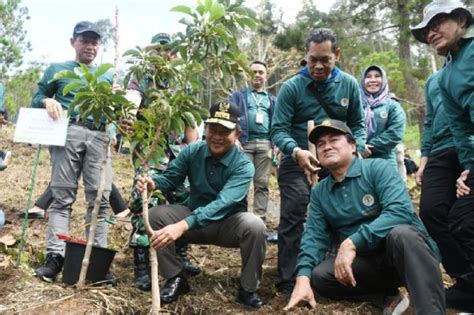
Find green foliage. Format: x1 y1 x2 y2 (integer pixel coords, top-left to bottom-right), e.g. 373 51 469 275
172 0 258 98
123 0 258 168
403 123 420 149
0 0 31 77
52 63 134 128
4 65 42 118
124 52 206 167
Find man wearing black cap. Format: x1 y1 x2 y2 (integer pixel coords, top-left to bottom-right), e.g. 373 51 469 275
270 28 366 294
136 100 266 308
31 21 113 282
411 1 474 310
284 119 445 314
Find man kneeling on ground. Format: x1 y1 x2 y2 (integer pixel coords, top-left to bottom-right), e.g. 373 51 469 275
284 119 445 314
136 100 266 308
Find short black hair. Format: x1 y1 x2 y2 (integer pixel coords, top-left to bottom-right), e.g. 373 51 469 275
250 60 267 69
305 28 338 53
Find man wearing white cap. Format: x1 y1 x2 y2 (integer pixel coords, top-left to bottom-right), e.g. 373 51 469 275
411 1 474 311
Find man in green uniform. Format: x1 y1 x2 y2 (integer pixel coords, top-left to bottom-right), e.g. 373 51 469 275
230 60 276 222
284 119 445 314
136 100 266 308
31 21 113 282
270 28 366 293
411 1 474 311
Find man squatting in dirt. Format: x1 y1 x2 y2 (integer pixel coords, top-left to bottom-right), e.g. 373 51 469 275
136 100 267 308
285 119 445 314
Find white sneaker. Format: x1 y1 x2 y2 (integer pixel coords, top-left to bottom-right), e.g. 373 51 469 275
383 292 410 315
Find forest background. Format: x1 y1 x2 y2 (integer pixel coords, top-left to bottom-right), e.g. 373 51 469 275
1 0 473 150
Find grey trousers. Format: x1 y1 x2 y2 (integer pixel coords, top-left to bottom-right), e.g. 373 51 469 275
149 204 267 292
243 140 272 219
47 124 112 256
311 225 445 314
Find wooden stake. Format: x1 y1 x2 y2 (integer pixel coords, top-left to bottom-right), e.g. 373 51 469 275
307 120 319 185
141 170 161 314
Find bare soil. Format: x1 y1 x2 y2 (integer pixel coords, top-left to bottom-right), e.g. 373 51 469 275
0 125 454 314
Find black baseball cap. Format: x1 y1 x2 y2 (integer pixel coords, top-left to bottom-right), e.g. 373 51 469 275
73 21 101 39
309 119 354 144
205 100 240 130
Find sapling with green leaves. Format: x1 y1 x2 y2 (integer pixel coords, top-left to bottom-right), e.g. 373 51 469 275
122 43 205 313
52 63 134 289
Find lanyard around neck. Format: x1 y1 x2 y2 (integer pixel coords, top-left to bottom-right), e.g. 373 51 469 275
251 90 267 110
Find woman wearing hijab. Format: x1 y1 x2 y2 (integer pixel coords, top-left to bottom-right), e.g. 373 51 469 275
360 65 406 169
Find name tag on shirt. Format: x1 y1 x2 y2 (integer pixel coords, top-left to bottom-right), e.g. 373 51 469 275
256 112 264 124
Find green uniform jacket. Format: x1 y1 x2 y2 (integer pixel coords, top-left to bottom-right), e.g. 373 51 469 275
271 71 366 158
421 71 455 157
296 157 439 277
367 98 406 168
31 61 113 120
152 141 255 230
438 26 474 169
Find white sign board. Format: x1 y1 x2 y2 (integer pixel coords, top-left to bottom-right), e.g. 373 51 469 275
14 108 68 146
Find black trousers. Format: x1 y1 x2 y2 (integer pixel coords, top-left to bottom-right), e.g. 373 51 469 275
311 225 445 314
419 148 472 280
35 182 127 215
276 159 310 289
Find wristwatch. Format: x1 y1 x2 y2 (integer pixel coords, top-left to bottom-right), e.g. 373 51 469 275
292 147 302 161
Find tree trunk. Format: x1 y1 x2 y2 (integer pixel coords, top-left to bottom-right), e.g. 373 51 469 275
397 0 424 132
77 135 110 289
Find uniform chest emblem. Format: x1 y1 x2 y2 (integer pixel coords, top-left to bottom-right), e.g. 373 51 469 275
362 194 375 207
380 111 388 119
340 98 349 107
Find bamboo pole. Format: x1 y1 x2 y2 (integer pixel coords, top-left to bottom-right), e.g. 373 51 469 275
77 140 110 289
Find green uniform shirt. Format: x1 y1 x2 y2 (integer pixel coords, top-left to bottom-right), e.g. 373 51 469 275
296 157 439 277
421 71 455 157
152 141 254 230
367 99 406 168
31 61 113 120
439 26 474 169
247 89 271 141
271 71 366 159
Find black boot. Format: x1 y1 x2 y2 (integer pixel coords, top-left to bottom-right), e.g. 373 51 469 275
35 252 64 282
133 246 151 291
176 244 201 277
161 272 191 304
